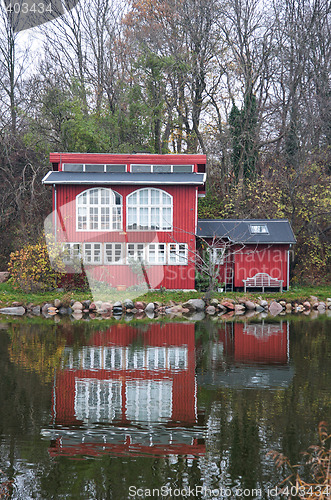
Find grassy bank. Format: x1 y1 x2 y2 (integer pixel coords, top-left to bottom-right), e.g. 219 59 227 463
0 281 330 307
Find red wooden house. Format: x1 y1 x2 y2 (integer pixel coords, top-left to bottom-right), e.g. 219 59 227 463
42 153 206 290
45 322 205 458
197 219 296 291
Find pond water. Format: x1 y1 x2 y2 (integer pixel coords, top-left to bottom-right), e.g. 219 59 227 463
0 316 330 499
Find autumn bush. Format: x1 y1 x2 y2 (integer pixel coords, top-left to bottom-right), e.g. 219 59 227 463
8 240 65 292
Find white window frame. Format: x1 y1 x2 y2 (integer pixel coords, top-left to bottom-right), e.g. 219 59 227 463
62 243 82 264
76 188 123 232
63 163 127 172
104 243 124 264
126 188 173 231
249 224 269 234
83 242 102 264
130 164 193 173
168 243 188 265
209 247 225 265
126 243 147 264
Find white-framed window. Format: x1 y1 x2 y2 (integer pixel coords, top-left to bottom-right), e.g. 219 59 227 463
168 243 188 264
76 188 122 231
130 164 193 173
83 243 102 264
209 247 225 265
104 243 124 264
63 163 127 173
127 243 146 264
62 243 82 264
127 188 172 231
148 243 166 264
249 224 269 234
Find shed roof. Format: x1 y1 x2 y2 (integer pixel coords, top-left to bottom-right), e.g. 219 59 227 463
197 219 296 244
42 171 206 185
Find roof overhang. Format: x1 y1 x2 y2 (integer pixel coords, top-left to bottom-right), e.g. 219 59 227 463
42 171 206 186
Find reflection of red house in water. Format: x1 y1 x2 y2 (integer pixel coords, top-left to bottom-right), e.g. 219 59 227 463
47 322 205 457
197 321 293 389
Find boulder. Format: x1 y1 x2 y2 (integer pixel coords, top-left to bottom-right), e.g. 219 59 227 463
42 303 54 314
310 295 318 303
244 300 256 310
12 301 23 307
303 301 311 310
123 299 134 310
72 301 83 311
255 305 265 313
317 302 326 311
72 311 83 320
0 306 25 315
259 299 268 308
113 301 122 308
234 304 245 314
186 299 205 311
47 306 58 314
0 272 10 283
32 305 41 315
82 300 91 309
134 301 146 310
285 303 292 312
206 305 216 315
269 301 283 316
54 299 61 308
145 302 155 312
145 310 155 319
221 301 235 311
58 307 69 315
89 302 97 311
100 302 113 313
209 298 219 306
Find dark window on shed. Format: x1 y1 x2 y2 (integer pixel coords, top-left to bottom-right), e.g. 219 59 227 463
153 165 171 173
173 165 193 173
85 164 104 172
63 164 84 172
131 165 152 173
106 164 126 173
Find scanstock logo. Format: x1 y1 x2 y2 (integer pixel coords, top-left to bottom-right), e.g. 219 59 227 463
3 0 80 32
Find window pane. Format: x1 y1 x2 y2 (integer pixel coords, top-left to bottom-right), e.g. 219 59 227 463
77 207 87 230
101 207 110 230
139 190 149 205
85 164 104 172
63 163 84 172
151 189 160 204
151 207 160 230
161 207 171 229
106 164 126 173
89 207 99 230
127 192 137 205
100 189 110 204
179 244 187 263
153 165 171 173
89 189 99 205
78 192 87 205
105 244 113 263
162 192 171 205
149 244 156 263
139 208 149 229
127 207 137 229
169 244 177 263
173 165 193 173
131 165 152 173
158 244 166 263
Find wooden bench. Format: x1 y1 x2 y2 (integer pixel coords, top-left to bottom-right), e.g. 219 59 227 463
243 273 283 293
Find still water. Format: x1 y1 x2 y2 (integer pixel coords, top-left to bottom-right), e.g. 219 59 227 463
0 317 330 499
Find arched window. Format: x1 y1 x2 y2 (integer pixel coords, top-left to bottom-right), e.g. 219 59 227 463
127 188 173 231
76 188 122 231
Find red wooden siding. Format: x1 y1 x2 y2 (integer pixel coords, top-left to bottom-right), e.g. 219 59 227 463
54 184 197 289
233 244 289 288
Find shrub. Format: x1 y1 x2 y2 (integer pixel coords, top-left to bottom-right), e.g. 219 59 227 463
268 421 331 499
8 240 65 292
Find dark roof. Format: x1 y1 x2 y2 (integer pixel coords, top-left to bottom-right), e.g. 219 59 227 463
197 365 294 389
42 171 206 185
197 219 296 244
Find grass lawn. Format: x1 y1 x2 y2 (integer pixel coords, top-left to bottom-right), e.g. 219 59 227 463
0 281 330 307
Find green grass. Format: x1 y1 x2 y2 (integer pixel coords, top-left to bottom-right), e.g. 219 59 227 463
0 281 330 308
